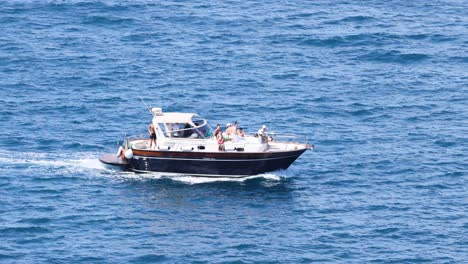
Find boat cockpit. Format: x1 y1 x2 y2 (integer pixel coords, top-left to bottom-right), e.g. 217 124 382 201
151 110 214 140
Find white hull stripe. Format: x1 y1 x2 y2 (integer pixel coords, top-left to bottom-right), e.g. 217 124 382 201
132 154 300 162
129 169 252 178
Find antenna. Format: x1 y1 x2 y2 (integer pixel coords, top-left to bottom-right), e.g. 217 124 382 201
139 96 153 115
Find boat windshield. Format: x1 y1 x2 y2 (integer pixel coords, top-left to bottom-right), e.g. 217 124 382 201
192 117 214 139
160 117 213 139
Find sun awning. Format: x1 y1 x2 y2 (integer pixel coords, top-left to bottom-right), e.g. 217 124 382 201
152 113 197 124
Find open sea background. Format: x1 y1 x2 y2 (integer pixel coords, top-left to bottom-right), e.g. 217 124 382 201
0 0 467 263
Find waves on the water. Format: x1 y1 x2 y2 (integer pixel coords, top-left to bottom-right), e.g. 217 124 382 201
1 0 467 263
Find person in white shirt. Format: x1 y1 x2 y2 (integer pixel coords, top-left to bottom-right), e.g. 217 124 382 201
257 125 267 136
257 125 268 143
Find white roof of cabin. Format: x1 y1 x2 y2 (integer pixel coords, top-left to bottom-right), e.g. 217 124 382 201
152 112 197 124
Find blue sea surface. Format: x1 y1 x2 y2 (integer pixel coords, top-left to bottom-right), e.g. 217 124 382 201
0 0 467 263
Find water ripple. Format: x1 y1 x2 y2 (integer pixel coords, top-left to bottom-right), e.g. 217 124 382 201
0 0 467 263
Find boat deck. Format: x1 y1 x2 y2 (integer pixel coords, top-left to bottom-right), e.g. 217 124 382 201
129 138 311 153
99 154 129 167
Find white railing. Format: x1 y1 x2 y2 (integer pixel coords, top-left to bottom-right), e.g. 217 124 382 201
121 131 313 151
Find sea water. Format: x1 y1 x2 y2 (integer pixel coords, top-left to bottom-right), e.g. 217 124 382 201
0 1 467 263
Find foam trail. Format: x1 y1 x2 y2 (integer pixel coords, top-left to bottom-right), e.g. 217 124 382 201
0 150 110 173
76 158 108 170
0 149 285 183
117 171 283 184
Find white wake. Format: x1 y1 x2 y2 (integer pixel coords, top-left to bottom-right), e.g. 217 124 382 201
0 150 285 184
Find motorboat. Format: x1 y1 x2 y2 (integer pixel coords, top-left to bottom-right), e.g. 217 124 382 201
99 108 312 177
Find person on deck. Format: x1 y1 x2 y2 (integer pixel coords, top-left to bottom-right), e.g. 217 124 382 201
226 121 239 140
225 123 233 135
148 123 157 149
234 128 246 142
257 125 267 136
217 132 225 151
232 121 239 134
237 127 246 138
213 124 222 138
257 125 268 143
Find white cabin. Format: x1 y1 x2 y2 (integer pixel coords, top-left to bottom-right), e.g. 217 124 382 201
132 108 268 152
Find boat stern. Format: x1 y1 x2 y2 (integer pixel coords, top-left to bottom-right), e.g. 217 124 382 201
99 153 129 169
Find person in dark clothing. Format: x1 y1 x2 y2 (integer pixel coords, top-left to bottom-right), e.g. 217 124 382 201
148 123 157 149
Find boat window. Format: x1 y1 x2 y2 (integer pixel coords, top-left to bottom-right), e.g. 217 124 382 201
181 123 195 138
160 118 213 139
161 123 180 137
162 123 198 138
159 123 172 137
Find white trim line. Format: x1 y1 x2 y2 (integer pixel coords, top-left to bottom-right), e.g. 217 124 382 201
132 154 300 162
129 169 252 178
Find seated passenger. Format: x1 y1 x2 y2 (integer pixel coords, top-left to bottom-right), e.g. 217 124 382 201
226 121 239 140
224 123 233 141
234 128 246 142
232 121 239 135
238 127 246 137
225 123 233 135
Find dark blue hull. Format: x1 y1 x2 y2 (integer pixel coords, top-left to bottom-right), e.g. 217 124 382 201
127 149 307 176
